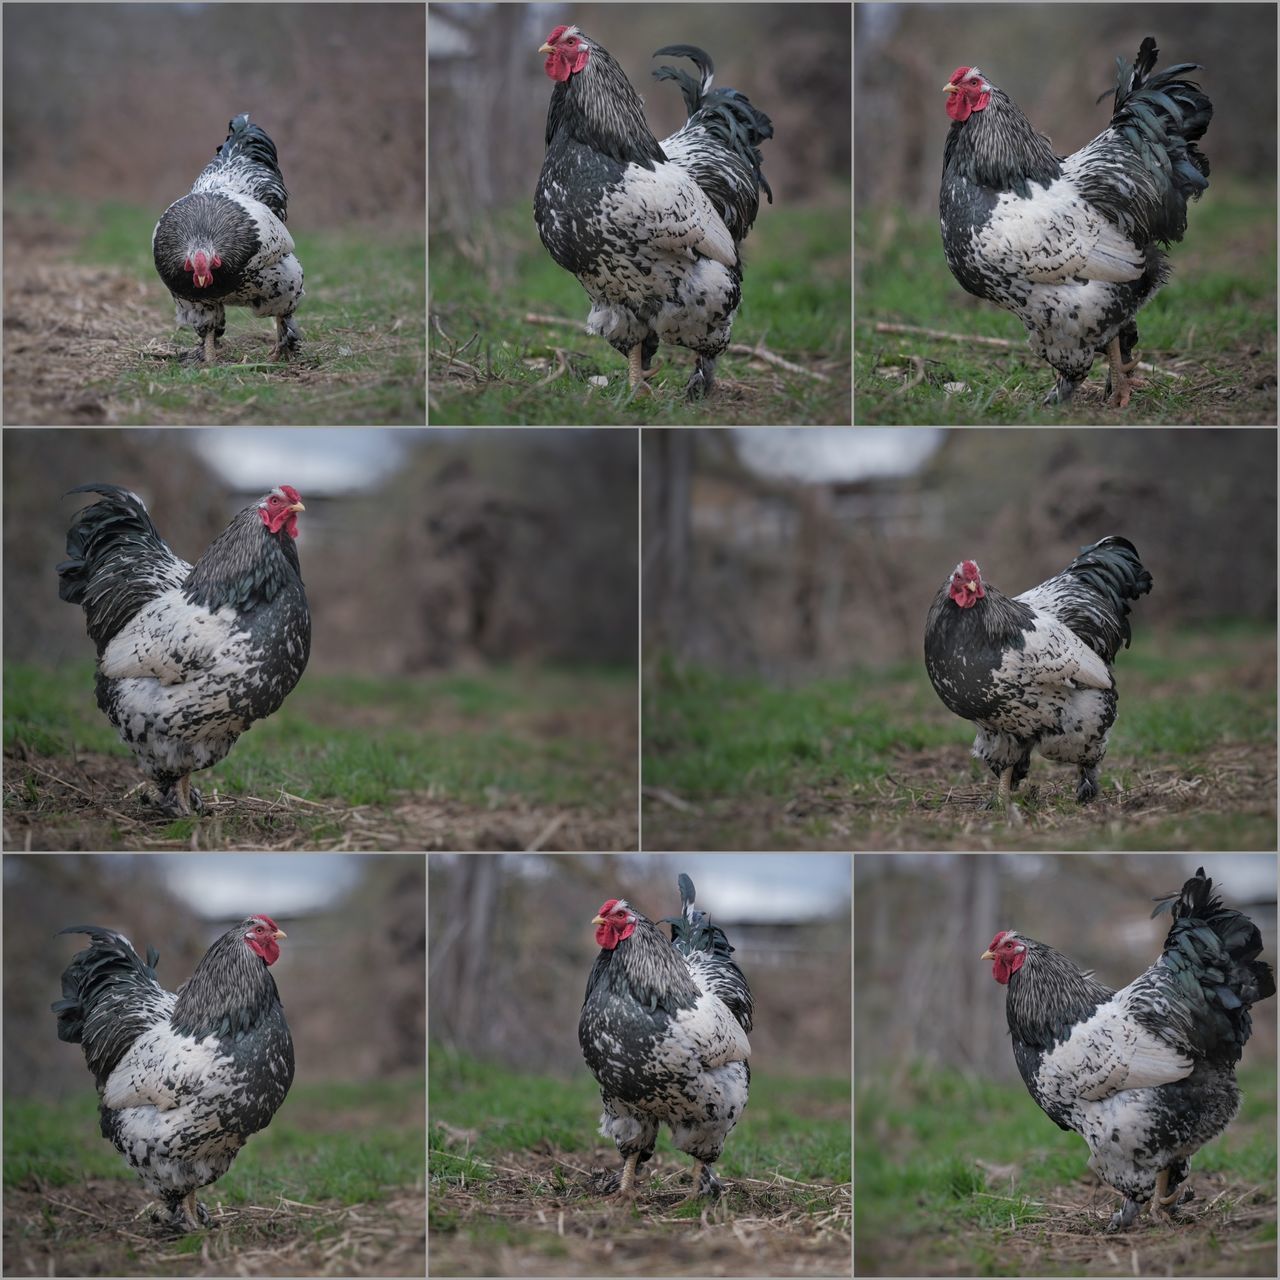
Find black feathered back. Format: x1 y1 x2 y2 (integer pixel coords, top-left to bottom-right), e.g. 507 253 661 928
1152 866 1276 1064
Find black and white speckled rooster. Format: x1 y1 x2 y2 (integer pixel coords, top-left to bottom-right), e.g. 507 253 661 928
924 536 1152 810
982 867 1273 1231
53 916 295 1232
153 114 304 362
57 484 311 816
579 873 752 1202
940 38 1211 407
535 26 772 398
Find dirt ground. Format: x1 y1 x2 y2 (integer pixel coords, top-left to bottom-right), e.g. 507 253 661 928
1 211 418 426
856 1171 1277 1277
3 750 639 852
430 1149 851 1278
3 1180 424 1278
644 741 1277 851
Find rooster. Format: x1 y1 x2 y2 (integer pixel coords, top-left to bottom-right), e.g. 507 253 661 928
940 38 1212 407
535 26 772 398
57 484 311 816
579 873 752 1201
153 114 304 363
981 866 1274 1230
53 916 295 1232
924 536 1152 811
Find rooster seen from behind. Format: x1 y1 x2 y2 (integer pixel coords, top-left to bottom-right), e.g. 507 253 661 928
982 866 1274 1230
940 38 1212 407
58 484 311 816
580 873 752 1202
536 26 772 398
153 114 304 363
53 916 295 1232
924 535 1152 812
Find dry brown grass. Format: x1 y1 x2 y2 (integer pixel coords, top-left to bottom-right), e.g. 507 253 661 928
430 1147 851 1278
3 1181 425 1278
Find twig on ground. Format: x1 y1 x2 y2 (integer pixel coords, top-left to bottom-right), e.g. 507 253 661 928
728 339 831 381
641 784 700 814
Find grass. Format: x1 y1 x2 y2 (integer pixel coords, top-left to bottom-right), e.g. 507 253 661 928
429 198 851 425
5 190 424 425
428 1045 850 1275
856 180 1277 424
642 621 1277 850
3 662 638 850
856 1061 1276 1275
3 1077 424 1276
5 1076 424 1204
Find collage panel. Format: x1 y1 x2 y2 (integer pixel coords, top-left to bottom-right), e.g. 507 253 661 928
427 852 852 1275
642 426 1277 852
428 2 852 426
2 851 426 1274
856 5 1276 426
854 853 1278 1272
2 3 425 429
3 427 638 852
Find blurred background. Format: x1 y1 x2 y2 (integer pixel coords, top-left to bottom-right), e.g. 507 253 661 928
855 853 1277 1274
428 853 852 1275
429 2 852 424
2 3 425 424
854 3 1278 423
642 427 1277 850
4 853 424 1096
3 429 639 850
429 853 851 1076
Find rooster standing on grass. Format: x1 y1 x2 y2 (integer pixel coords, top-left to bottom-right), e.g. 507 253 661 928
940 38 1212 407
153 114 304 363
53 916 295 1232
981 866 1274 1231
535 26 772 398
924 536 1152 812
579 874 752 1202
57 484 311 816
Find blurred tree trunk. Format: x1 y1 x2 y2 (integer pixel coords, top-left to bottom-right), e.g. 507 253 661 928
648 430 692 655
429 856 502 1051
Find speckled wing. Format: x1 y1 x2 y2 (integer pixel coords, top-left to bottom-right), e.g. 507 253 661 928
1011 590 1115 691
969 175 1146 285
608 159 737 268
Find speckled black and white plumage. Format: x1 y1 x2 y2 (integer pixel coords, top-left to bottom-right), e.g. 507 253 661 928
153 114 304 362
983 868 1274 1230
535 27 771 398
579 875 751 1200
940 38 1211 405
924 536 1151 803
58 484 310 815
53 917 294 1231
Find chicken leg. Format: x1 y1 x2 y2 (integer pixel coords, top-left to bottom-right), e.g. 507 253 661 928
626 344 660 395
989 766 1024 825
1105 336 1142 409
615 1151 640 1200
271 314 301 362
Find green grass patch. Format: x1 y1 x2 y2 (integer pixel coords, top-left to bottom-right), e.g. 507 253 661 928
856 181 1276 423
5 1076 425 1206
429 1044 849 1192
5 661 634 812
856 1060 1275 1271
8 190 424 425
430 199 850 425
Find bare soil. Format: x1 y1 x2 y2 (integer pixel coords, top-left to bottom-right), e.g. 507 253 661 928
856 1171 1277 1277
3 1180 424 1277
1 210 421 426
430 1148 850 1278
643 742 1277 851
3 750 639 852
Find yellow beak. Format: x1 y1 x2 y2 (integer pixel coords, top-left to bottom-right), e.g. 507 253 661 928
980 948 995 960
288 501 305 513
274 928 288 940
943 81 958 93
539 41 554 55
591 914 606 926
